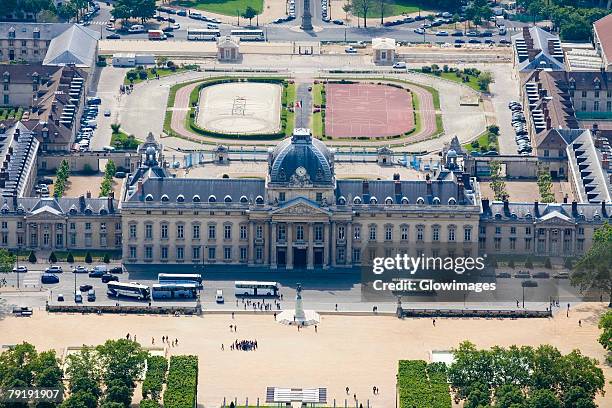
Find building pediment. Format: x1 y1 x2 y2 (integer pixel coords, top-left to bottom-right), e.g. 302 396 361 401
271 198 331 217
28 206 64 220
536 211 575 225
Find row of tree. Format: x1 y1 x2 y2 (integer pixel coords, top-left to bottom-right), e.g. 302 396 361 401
100 160 116 198
449 341 605 408
61 339 148 408
54 159 70 199
111 0 156 24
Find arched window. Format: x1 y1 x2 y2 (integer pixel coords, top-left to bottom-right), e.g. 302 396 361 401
353 196 362 205
448 197 457 205
255 195 264 205
401 197 409 204
224 195 232 203
177 195 185 203
337 196 346 205
145 194 153 202
193 195 201 202
208 195 216 203
161 194 169 202
240 196 248 204
384 197 393 205
416 197 425 205
432 197 441 205
369 196 378 205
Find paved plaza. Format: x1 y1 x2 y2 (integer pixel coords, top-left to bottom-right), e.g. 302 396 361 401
1 304 611 407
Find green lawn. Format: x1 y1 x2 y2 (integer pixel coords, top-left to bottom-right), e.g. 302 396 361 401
364 0 422 18
177 0 263 15
0 106 24 121
124 67 191 85
311 111 323 137
440 71 481 92
111 130 139 150
312 83 323 106
463 129 498 153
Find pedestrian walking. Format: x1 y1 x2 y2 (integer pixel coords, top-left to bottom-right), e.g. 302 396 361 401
152 337 155 345
221 344 224 350
335 304 338 311
175 338 178 345
234 325 237 332
433 319 436 327
346 387 349 395
274 312 277 320
232 312 235 319
230 324 233 331
315 325 318 332
579 320 582 327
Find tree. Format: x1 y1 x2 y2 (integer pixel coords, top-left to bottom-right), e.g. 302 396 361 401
572 222 612 306
241 6 257 26
67 252 75 264
103 253 110 264
103 378 132 406
48 251 57 263
65 346 102 398
527 389 561 408
85 252 93 264
0 249 15 278
342 2 351 21
598 311 612 364
494 383 525 408
544 257 552 269
28 250 37 263
351 0 374 27
56 2 77 20
375 0 390 25
489 161 508 201
477 71 494 92
111 123 121 134
525 257 533 269
96 339 148 389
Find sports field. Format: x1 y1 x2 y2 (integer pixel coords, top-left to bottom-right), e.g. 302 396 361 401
197 82 282 135
325 83 414 138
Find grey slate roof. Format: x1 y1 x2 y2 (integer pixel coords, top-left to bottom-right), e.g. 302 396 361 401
512 26 565 72
335 179 470 205
269 132 334 184
0 196 118 216
0 22 70 41
43 24 100 68
482 201 611 222
126 177 266 204
0 122 39 198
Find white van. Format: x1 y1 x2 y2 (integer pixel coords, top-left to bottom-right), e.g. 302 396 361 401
393 61 407 69
74 291 83 303
207 23 219 29
128 24 145 33
215 289 224 303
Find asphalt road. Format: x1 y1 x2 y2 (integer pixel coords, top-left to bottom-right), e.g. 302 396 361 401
89 1 524 44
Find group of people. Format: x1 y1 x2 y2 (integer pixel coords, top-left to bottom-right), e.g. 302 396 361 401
223 339 258 351
237 298 282 311
123 333 180 347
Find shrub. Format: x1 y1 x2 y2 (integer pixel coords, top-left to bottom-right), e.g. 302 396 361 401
508 259 515 269
49 252 57 263
103 253 110 264
544 257 552 269
163 356 198 408
525 257 533 269
85 252 93 264
142 356 168 400
67 252 74 263
487 124 500 135
28 250 37 263
139 400 160 408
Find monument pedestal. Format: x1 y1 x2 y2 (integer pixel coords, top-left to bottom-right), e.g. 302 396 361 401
301 0 313 31
277 283 320 326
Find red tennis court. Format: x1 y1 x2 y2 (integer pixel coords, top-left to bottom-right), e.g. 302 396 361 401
325 83 414 138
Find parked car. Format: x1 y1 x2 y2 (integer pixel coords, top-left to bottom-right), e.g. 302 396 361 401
514 271 531 279
101 273 119 283
57 293 65 302
46 265 63 274
79 284 93 292
109 266 124 274
332 19 344 25
533 271 550 279
41 273 59 284
89 269 105 278
553 271 570 279
70 265 86 274
13 265 28 273
521 280 538 288
345 47 357 54
496 272 511 278
414 28 425 35
393 61 407 69
436 31 449 36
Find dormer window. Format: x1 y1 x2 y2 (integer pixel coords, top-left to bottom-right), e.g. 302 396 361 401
353 196 362 205
369 196 378 205
432 197 441 205
255 195 264 205
161 195 169 202
224 195 232 203
145 194 153 202
239 196 248 204
193 195 201 202
337 196 346 205
8 30 15 39
3 72 9 83
569 78 575 89
416 197 425 205
384 197 393 205
401 197 409 204
594 78 601 90
208 195 216 203
177 195 185 203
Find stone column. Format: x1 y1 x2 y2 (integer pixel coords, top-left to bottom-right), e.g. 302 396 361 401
286 222 293 270
270 221 277 269
263 221 270 265
346 222 352 267
248 221 255 266
323 223 330 269
331 221 337 268
307 223 314 270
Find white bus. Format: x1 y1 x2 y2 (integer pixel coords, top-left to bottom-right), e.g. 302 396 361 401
107 282 150 300
234 281 279 297
151 283 198 300
187 28 220 41
230 29 264 41
158 273 203 287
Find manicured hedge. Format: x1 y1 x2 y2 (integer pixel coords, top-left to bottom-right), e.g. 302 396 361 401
142 356 168 400
139 399 160 408
398 360 451 408
163 355 198 408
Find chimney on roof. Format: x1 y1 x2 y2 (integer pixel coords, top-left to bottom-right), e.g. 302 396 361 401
602 201 608 218
137 180 143 200
482 198 490 214
534 201 540 217
394 179 401 203
563 194 568 203
14 128 19 142
457 176 465 203
78 194 86 212
426 174 433 197
362 180 370 202
571 201 578 217
546 117 552 130
12 192 17 209
108 191 114 213
86 190 91 199
503 198 510 215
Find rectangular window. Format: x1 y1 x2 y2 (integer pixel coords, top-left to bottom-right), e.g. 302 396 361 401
594 101 600 111
525 238 531 250
145 246 153 260
224 225 232 240
578 227 584 235
85 223 91 230
337 226 345 240
296 225 304 241
400 226 409 241
256 225 263 239
192 246 200 260
385 226 392 241
208 247 216 260
279 192 285 202
416 226 424 242
145 224 153 239
224 247 231 260
525 227 531 235
177 225 184 239
161 224 168 239
193 224 200 239
495 227 501 235
369 225 377 241
240 225 248 240
448 228 456 241
338 247 345 262
510 237 516 250
161 246 168 260
510 227 516 235
208 225 216 239
432 226 439 241
240 247 247 261
353 225 360 240
256 246 263 260
494 237 501 250
352 248 361 263
464 228 472 242
315 225 323 241
129 246 137 259
176 247 184 260
316 192 323 203
129 224 136 239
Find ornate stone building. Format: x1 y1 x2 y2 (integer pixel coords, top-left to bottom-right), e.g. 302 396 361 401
121 131 482 269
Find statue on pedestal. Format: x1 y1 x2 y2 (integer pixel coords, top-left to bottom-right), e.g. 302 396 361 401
294 283 306 320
